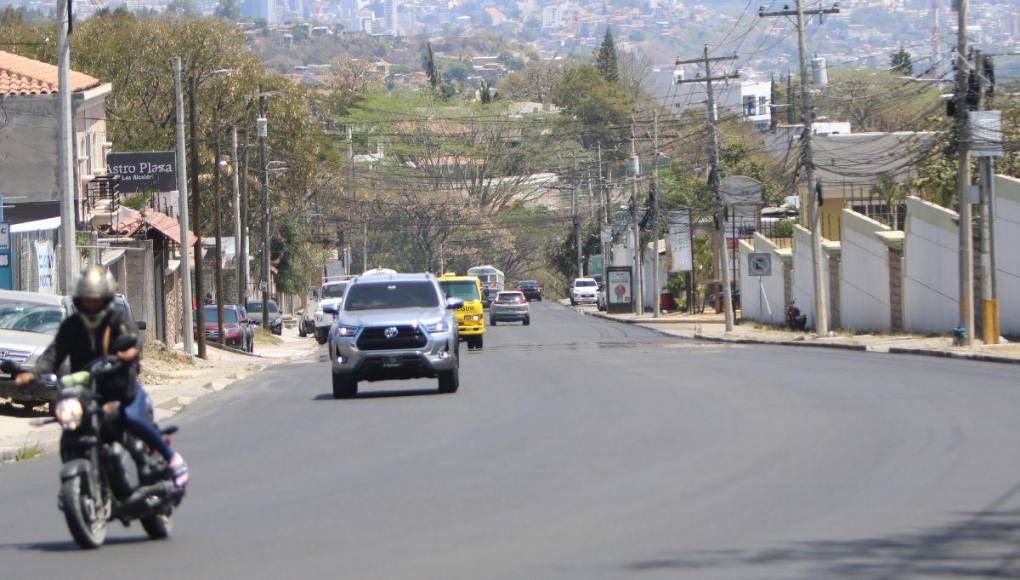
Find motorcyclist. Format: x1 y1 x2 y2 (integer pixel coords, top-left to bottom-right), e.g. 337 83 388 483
14 266 189 487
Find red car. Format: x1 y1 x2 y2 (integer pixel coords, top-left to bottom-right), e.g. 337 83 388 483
193 305 254 352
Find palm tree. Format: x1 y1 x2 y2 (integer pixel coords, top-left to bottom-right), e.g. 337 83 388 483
870 173 907 230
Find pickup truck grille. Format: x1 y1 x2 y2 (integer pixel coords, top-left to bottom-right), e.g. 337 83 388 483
357 325 427 351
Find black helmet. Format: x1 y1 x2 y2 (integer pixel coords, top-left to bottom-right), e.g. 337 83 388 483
73 266 116 328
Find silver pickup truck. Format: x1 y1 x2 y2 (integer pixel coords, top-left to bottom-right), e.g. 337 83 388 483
325 273 462 399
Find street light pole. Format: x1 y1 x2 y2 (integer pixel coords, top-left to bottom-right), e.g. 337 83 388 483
258 94 271 326
240 130 250 304
231 126 243 306
213 108 225 345
173 57 194 356
188 75 207 358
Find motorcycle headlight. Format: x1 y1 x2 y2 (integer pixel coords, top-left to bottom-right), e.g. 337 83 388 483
426 320 450 333
55 398 84 431
335 324 360 338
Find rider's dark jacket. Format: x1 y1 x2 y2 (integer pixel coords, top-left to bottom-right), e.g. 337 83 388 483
35 308 141 402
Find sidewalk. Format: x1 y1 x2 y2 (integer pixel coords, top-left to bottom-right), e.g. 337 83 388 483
0 328 319 461
579 305 1020 364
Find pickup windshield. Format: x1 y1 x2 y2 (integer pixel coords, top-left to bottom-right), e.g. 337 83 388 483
344 282 440 311
321 283 347 299
439 281 479 302
0 301 63 334
575 280 597 287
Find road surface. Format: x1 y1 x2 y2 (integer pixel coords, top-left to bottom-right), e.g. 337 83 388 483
2 301 1020 578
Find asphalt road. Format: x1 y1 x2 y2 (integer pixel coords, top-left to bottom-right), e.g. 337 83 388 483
3 301 1020 579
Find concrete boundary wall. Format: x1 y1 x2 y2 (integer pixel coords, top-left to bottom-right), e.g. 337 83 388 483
994 175 1020 336
839 209 893 332
793 226 816 328
738 233 787 325
903 196 959 334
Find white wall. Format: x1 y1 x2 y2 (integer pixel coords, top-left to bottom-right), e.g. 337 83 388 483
903 197 959 334
994 175 1020 336
840 210 892 332
739 234 786 325
793 225 816 328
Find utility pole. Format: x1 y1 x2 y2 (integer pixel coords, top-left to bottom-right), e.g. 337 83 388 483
188 75 207 358
676 47 740 331
213 109 225 344
630 120 643 316
652 110 661 318
239 129 250 304
955 0 975 345
57 0 76 292
173 57 194 356
598 143 609 287
231 126 243 306
975 49 999 344
258 94 271 327
761 1 840 338
573 153 582 279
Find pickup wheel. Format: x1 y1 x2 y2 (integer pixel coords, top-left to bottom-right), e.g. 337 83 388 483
332 373 357 399
315 328 329 345
490 318 497 327
298 323 306 337
438 368 459 394
524 316 531 326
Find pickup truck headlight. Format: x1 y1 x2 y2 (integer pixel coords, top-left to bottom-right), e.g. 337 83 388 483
425 321 450 333
335 324 360 337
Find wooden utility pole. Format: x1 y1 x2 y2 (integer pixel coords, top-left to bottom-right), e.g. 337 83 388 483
676 47 739 331
651 110 661 318
188 75 207 358
761 1 840 337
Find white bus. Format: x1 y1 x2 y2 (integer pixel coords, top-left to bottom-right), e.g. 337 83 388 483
467 265 504 304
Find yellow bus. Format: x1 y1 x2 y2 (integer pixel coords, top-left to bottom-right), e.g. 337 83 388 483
438 273 485 350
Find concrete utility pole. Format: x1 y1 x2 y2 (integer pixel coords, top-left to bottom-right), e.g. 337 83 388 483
188 75 207 358
975 49 999 344
239 129 250 304
651 110 661 318
56 0 76 291
676 47 739 331
598 143 609 288
955 0 975 345
630 120 643 316
761 1 840 338
231 126 243 306
258 94 271 326
573 153 582 279
173 57 194 356
213 109 225 344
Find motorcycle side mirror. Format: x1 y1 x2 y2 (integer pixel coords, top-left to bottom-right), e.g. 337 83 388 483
110 334 139 353
321 303 338 315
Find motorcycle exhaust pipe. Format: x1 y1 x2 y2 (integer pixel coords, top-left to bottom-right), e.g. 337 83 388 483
115 481 178 518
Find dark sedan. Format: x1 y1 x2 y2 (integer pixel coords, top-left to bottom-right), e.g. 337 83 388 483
516 280 543 302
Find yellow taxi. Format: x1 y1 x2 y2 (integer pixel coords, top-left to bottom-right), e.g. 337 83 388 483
438 273 486 350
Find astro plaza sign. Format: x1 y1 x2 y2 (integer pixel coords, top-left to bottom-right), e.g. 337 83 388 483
106 151 177 193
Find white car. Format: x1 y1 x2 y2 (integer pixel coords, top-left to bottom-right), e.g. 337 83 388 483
315 279 351 344
569 278 599 306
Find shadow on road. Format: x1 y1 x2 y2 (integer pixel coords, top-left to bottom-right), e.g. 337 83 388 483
0 400 50 418
624 482 1020 578
313 388 444 401
0 535 151 553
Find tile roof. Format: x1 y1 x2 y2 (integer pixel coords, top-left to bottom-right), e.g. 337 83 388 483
0 50 101 96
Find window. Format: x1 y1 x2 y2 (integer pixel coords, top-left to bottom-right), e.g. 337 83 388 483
344 282 440 311
439 280 480 301
743 95 756 117
758 95 768 116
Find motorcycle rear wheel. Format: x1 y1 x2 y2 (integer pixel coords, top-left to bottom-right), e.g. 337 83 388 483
61 476 107 549
141 513 173 540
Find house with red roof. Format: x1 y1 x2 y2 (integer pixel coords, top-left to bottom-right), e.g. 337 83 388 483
0 50 112 225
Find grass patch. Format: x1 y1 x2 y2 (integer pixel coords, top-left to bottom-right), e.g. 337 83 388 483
2 442 44 464
254 328 283 347
144 340 197 366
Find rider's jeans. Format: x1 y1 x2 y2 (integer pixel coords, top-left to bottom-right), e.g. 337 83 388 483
122 389 174 461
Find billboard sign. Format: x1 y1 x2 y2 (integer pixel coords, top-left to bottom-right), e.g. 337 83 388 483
666 211 693 273
106 151 177 193
606 266 633 314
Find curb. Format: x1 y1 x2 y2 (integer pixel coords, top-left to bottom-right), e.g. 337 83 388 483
691 333 869 352
887 347 1020 365
206 341 264 358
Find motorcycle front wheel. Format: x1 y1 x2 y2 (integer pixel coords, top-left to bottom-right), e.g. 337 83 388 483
141 513 172 540
61 475 108 549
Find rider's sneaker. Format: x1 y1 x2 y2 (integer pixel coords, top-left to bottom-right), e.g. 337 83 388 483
168 452 189 488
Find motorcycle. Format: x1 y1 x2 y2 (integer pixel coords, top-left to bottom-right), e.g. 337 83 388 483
1 335 184 549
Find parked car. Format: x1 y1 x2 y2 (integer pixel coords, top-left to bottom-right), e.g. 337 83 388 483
314 278 351 344
0 289 71 410
246 299 283 335
490 291 531 326
569 278 599 306
326 272 461 398
194 305 254 352
516 280 543 302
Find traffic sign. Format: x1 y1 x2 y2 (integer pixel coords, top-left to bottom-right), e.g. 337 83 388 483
748 252 772 277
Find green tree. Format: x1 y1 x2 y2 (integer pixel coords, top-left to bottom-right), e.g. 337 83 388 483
552 64 631 149
890 46 913 75
595 26 619 84
479 80 493 104
870 173 907 229
422 42 441 90
214 0 239 20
